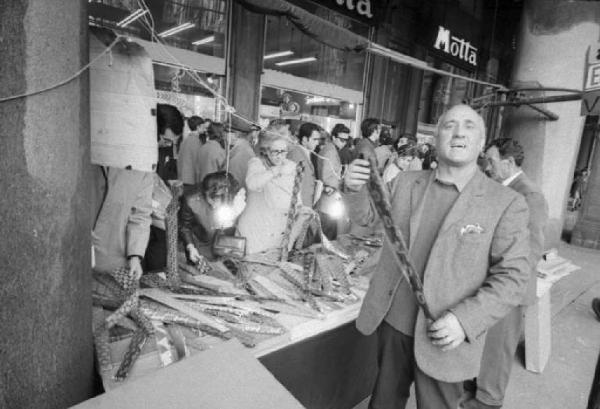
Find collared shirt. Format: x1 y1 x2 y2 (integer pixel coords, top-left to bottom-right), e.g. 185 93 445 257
384 176 461 336
434 166 477 192
502 170 523 187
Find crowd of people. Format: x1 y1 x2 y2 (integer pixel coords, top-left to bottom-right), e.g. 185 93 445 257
91 101 551 409
94 102 442 265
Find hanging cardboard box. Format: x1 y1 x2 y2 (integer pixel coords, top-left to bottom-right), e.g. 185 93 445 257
89 30 158 172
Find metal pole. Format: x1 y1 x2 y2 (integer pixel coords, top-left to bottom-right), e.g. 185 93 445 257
486 93 582 107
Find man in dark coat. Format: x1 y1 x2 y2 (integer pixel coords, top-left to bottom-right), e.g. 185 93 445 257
226 116 257 188
287 122 321 206
462 138 548 409
353 117 381 165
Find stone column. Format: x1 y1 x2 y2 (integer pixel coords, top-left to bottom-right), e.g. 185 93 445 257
503 0 600 249
227 3 265 121
0 2 94 408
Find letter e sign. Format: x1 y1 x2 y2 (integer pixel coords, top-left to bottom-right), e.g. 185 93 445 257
586 64 600 90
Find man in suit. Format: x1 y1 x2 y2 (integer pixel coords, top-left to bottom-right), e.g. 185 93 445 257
462 138 548 409
226 116 257 188
318 123 349 191
178 115 207 192
343 105 531 409
317 124 350 238
354 117 381 164
288 122 322 206
92 167 153 279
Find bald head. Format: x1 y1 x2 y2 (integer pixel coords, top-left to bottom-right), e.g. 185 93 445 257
435 104 486 168
436 105 486 141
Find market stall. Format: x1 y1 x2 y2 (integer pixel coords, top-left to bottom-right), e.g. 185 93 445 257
91 232 382 407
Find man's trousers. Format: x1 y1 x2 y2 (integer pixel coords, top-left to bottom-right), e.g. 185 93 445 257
472 306 523 407
368 321 464 409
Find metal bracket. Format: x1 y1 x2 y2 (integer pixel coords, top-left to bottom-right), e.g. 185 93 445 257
472 88 584 121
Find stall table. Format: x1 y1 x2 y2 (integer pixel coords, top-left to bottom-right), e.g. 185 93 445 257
97 294 377 408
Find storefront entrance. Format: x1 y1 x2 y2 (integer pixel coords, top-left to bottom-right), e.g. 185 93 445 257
567 116 600 244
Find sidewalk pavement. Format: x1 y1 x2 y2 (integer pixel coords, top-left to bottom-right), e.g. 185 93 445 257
503 242 600 409
354 242 600 409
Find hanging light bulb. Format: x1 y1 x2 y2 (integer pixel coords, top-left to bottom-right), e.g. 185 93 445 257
319 191 345 219
215 204 236 228
328 193 345 219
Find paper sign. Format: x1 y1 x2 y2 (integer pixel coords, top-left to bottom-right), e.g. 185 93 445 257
89 33 158 171
581 43 600 115
585 63 600 91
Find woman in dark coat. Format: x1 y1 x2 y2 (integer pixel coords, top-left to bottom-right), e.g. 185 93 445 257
180 171 245 262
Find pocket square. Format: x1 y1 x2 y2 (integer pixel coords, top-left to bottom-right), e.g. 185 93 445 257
460 223 484 235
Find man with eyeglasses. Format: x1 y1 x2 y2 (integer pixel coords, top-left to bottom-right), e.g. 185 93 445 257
317 123 351 238
382 141 417 184
288 122 323 207
318 124 350 191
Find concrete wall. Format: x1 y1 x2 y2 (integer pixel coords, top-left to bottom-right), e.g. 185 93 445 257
0 1 95 408
505 0 600 248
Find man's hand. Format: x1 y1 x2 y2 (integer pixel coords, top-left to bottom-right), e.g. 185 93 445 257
186 244 202 264
231 188 247 218
128 256 143 280
427 312 466 351
323 185 335 195
343 159 371 192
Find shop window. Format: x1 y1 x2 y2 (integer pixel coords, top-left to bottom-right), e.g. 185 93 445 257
262 1 368 91
89 0 227 59
259 86 361 137
153 63 224 119
89 0 227 121
457 0 483 19
418 57 476 126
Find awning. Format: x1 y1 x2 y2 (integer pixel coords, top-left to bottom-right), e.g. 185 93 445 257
262 69 363 104
236 0 508 90
234 0 369 52
134 38 226 76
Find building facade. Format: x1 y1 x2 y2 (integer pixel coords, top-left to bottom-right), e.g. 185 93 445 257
5 1 600 408
87 0 523 141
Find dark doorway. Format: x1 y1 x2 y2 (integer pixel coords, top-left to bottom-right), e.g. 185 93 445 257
563 115 599 242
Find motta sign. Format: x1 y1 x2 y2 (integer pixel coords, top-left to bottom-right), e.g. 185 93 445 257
334 0 373 19
433 26 477 66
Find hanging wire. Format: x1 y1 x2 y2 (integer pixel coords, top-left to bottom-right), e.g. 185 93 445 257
379 56 389 122
225 106 232 176
0 0 516 179
0 35 124 103
134 0 345 179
